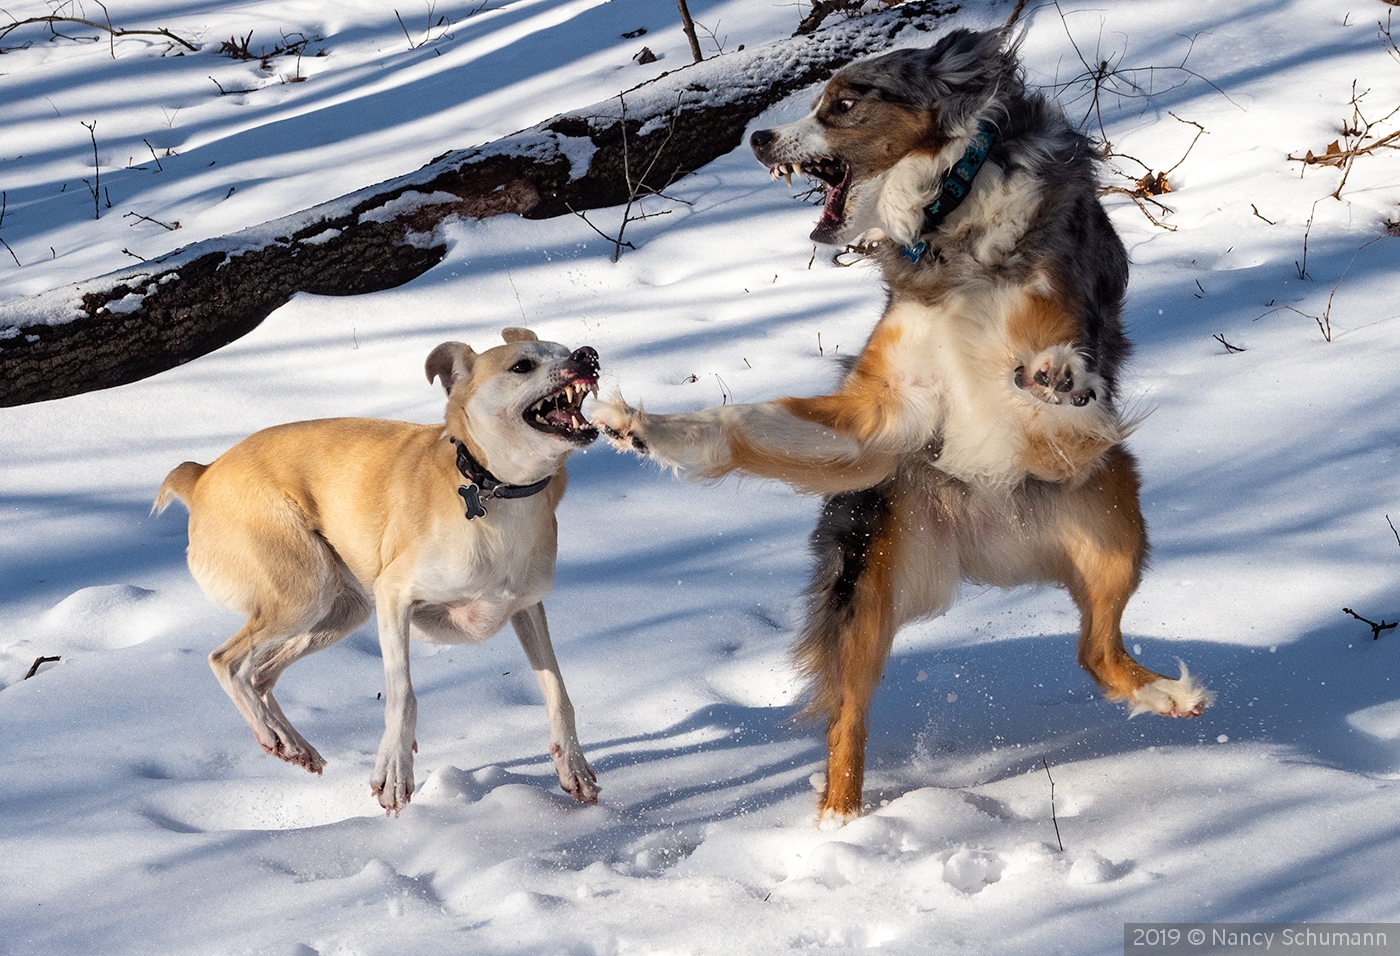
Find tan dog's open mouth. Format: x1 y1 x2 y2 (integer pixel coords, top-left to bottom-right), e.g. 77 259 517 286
526 375 599 445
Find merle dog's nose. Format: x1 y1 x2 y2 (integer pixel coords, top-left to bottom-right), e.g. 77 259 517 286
750 128 774 152
569 346 599 377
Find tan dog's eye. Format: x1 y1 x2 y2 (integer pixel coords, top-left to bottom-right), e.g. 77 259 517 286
510 359 536 374
835 98 856 113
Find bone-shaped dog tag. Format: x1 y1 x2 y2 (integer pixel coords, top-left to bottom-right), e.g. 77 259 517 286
457 483 487 520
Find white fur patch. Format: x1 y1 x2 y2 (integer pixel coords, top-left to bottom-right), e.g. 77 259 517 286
1130 661 1214 717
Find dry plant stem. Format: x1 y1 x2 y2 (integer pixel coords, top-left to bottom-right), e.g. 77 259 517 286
1212 333 1245 353
1343 608 1398 640
677 0 703 63
1050 0 1240 147
1386 514 1400 550
1043 756 1064 852
0 14 197 52
124 211 179 231
1101 187 1177 230
24 655 61 680
573 92 691 262
1288 78 1400 200
0 190 18 266
1250 203 1275 225
1005 0 1031 28
81 120 100 220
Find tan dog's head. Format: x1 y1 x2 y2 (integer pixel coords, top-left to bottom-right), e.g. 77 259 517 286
425 328 600 484
749 29 1017 246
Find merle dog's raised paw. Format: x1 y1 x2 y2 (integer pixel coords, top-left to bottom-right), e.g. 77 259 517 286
1015 345 1101 408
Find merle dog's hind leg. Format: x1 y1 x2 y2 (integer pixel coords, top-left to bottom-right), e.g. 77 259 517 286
795 482 958 826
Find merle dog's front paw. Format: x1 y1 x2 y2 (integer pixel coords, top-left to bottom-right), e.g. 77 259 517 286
592 395 649 454
1015 346 1101 408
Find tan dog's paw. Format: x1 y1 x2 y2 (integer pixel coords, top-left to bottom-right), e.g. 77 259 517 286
591 394 650 455
1014 345 1103 408
552 742 600 805
371 742 416 816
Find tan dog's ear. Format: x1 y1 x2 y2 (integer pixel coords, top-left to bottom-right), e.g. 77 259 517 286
425 342 475 394
501 327 538 343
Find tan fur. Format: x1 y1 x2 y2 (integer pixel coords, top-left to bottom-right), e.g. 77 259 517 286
157 332 602 814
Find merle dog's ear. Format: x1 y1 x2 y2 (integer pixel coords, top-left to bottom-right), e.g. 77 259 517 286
425 342 476 394
501 327 538 343
909 28 1017 111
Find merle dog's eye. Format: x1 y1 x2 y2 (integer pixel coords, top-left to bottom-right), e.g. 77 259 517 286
510 359 536 374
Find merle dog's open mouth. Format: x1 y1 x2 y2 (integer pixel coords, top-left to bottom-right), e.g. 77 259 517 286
525 377 598 444
769 157 851 244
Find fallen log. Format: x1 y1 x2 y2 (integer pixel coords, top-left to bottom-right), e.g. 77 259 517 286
0 1 959 407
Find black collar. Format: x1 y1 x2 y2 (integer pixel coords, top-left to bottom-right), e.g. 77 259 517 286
451 437 552 520
902 118 999 263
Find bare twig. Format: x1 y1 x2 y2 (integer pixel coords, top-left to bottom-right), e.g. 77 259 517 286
123 211 180 231
694 19 729 56
1250 203 1275 225
1212 333 1245 353
0 190 16 267
1343 607 1398 640
209 76 258 96
142 139 164 172
1288 79 1400 200
575 92 690 262
24 656 61 680
1042 756 1064 851
81 120 100 220
1296 201 1319 280
0 14 197 51
1388 514 1400 550
1101 187 1177 230
1005 0 1031 29
1049 1 1241 149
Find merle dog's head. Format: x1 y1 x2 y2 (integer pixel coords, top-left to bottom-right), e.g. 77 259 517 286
750 29 1021 246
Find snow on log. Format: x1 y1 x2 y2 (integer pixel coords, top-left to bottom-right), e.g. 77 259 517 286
0 2 959 407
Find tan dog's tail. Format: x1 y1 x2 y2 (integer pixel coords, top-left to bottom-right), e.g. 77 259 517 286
153 461 207 515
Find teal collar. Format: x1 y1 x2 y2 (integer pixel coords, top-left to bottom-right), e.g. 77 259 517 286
902 119 999 263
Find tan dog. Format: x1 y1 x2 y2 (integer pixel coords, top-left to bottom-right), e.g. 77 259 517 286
154 329 602 814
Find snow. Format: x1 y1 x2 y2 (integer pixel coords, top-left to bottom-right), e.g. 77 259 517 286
2 0 1399 953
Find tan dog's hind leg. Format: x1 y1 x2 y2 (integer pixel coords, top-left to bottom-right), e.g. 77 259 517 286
198 511 368 774
1055 448 1212 717
511 603 600 804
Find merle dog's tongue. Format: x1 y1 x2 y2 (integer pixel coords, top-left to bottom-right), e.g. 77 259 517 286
810 174 849 244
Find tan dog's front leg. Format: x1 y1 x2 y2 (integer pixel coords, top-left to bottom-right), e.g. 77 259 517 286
372 579 418 815
511 603 599 804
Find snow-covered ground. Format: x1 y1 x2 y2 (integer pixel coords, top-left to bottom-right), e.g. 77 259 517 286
2 0 1399 953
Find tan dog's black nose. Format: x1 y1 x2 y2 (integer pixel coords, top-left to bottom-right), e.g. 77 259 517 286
569 346 599 377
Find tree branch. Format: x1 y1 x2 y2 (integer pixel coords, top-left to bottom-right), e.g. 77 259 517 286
0 2 958 406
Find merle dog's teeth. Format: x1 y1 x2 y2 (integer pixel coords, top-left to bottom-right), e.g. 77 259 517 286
792 162 803 177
